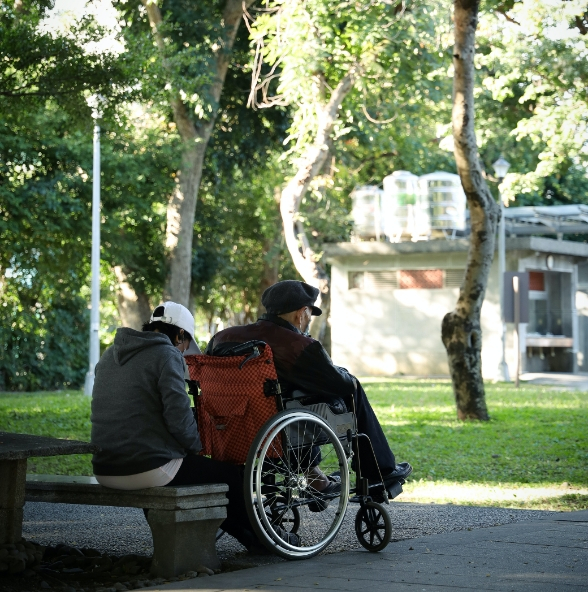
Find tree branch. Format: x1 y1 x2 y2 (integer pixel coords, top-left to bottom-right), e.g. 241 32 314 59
574 11 588 35
495 8 520 26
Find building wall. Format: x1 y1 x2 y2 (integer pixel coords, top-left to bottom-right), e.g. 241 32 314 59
330 252 504 378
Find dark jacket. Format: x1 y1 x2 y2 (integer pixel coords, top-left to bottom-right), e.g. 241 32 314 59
91 328 201 476
206 314 356 401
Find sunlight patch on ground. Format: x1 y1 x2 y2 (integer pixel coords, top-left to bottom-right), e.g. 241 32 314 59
399 480 588 507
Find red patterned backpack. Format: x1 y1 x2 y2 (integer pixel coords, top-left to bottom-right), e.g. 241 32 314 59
185 341 282 465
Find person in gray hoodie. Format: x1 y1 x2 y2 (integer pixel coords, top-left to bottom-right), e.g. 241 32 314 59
90 302 266 550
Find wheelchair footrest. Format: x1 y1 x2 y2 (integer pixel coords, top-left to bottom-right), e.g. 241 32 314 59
387 480 403 500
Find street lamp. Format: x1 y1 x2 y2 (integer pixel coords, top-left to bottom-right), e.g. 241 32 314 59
493 156 511 382
84 95 104 396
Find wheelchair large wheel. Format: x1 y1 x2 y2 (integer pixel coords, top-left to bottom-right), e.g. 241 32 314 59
244 409 350 559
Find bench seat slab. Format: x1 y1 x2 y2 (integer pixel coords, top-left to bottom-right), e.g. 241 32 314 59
25 482 229 511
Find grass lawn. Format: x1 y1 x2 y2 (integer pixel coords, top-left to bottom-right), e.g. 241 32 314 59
1 380 586 510
363 378 588 510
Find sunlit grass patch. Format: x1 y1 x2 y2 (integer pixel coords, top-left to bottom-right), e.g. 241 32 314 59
397 479 588 510
1 380 587 511
362 378 588 505
0 390 93 475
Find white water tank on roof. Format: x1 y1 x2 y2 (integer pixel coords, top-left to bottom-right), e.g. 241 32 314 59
382 171 427 239
419 172 466 231
350 185 382 240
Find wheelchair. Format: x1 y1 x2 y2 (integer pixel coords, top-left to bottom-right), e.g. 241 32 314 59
185 340 400 560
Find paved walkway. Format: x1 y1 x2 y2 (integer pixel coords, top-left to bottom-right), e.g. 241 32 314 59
520 372 588 390
147 510 588 592
22 501 556 562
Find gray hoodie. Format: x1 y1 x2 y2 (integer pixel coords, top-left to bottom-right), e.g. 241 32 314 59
90 328 201 476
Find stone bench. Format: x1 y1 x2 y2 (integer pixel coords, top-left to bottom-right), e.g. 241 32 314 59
25 476 228 578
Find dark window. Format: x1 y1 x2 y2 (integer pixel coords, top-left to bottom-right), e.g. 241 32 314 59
348 271 364 290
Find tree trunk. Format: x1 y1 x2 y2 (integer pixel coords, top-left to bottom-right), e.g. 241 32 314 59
441 0 500 420
257 237 281 317
279 72 355 342
143 0 252 307
164 132 209 306
256 187 282 317
113 266 152 330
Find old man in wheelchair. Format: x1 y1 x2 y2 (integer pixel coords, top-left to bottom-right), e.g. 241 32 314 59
186 280 412 558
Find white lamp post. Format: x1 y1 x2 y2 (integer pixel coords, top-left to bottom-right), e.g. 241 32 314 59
84 95 104 396
493 156 511 382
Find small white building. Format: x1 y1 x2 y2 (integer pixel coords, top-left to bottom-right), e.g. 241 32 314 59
325 236 588 378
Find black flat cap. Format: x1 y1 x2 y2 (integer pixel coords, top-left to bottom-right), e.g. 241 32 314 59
261 280 322 316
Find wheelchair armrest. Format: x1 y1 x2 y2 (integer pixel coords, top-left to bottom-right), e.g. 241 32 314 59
284 399 356 440
286 390 348 415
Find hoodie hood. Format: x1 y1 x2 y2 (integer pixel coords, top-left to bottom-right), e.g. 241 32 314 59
113 328 173 366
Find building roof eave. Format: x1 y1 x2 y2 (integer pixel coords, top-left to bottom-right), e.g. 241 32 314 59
323 236 588 263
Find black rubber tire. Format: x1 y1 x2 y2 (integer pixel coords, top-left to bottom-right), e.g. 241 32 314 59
354 501 392 552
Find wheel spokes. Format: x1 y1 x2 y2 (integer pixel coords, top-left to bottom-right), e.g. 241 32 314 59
250 412 349 556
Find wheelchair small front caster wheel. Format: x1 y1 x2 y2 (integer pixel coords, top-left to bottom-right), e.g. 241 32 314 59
355 501 392 552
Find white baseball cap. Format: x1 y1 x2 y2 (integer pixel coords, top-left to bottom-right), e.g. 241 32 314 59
149 302 201 355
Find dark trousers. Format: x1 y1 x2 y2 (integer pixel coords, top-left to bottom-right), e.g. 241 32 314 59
166 455 256 548
352 381 396 480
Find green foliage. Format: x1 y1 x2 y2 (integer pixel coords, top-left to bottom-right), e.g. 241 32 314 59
0 3 159 389
114 0 236 122
476 0 588 205
0 102 92 390
251 0 446 154
0 0 129 119
0 295 89 391
100 106 179 297
189 28 295 320
111 1 297 323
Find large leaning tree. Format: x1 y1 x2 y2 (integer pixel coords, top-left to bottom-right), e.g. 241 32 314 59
441 0 500 420
249 0 441 341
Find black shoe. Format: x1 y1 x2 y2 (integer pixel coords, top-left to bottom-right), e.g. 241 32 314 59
385 462 412 481
246 540 273 555
246 526 300 553
275 525 300 546
383 462 412 498
304 474 341 512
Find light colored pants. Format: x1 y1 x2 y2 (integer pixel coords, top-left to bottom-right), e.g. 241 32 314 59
95 458 183 490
